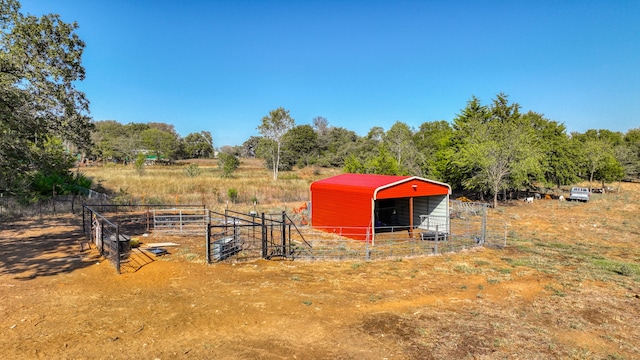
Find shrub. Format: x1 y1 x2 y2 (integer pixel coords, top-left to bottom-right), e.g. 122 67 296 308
219 153 240 177
185 163 201 178
228 188 238 203
135 153 146 176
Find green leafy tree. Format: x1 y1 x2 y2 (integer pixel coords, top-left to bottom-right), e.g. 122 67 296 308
365 146 400 175
581 137 617 189
182 131 214 158
141 128 179 162
453 94 543 207
257 107 295 180
316 127 360 167
384 121 421 175
148 122 178 137
341 127 382 174
413 120 454 181
343 154 365 173
29 136 76 197
281 124 319 169
572 129 626 187
450 96 491 192
594 153 625 187
92 120 124 162
583 129 624 147
92 121 187 163
91 120 145 163
525 113 579 188
619 128 640 180
218 152 240 178
0 0 92 197
241 136 261 158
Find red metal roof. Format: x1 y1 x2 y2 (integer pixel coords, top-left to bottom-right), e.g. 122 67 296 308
310 173 450 197
311 173 406 191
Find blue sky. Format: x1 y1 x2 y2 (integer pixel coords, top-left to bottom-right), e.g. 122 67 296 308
20 0 640 146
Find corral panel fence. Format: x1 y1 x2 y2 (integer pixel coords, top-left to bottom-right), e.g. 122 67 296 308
83 201 506 270
83 204 206 234
206 210 312 263
82 204 206 273
152 208 210 235
209 201 505 262
82 206 128 273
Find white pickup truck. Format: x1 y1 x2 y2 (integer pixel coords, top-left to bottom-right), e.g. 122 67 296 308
568 187 590 202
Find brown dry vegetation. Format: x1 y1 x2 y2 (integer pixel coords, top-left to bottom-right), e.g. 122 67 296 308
1 162 639 359
85 158 338 212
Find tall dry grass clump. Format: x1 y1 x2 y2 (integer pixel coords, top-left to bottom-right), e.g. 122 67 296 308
79 158 340 213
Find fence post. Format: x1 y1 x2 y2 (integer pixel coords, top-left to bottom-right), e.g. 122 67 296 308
434 225 439 255
146 206 150 232
482 205 487 243
261 213 267 259
100 219 105 256
205 213 211 264
281 211 287 257
365 227 370 261
115 224 121 274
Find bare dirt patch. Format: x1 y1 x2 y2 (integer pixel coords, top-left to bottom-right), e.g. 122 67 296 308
1 184 639 359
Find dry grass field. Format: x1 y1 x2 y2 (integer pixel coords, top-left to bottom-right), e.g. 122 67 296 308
1 161 639 359
82 158 338 213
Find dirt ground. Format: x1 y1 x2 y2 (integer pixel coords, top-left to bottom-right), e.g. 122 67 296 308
1 184 639 359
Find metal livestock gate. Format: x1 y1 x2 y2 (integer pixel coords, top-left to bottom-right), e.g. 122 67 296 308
82 205 156 274
206 210 312 263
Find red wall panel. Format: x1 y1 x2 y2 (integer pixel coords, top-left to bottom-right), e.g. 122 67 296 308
311 174 451 241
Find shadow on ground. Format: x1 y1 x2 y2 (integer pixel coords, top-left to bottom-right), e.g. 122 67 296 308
0 215 100 280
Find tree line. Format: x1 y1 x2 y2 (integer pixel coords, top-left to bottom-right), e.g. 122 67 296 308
91 120 214 164
2 0 638 207
249 99 638 208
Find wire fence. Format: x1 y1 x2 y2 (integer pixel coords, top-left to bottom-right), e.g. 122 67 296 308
284 220 507 261
0 194 88 218
288 200 504 261
205 205 507 263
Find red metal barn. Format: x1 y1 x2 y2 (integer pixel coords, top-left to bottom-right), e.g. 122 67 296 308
310 174 451 241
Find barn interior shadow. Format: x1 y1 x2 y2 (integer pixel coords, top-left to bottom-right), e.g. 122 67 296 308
0 216 100 280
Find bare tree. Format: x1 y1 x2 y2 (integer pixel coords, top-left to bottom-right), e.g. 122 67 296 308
312 116 329 136
257 107 295 180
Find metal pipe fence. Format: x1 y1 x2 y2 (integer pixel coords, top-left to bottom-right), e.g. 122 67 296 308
81 205 208 273
81 203 508 270
83 206 125 273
